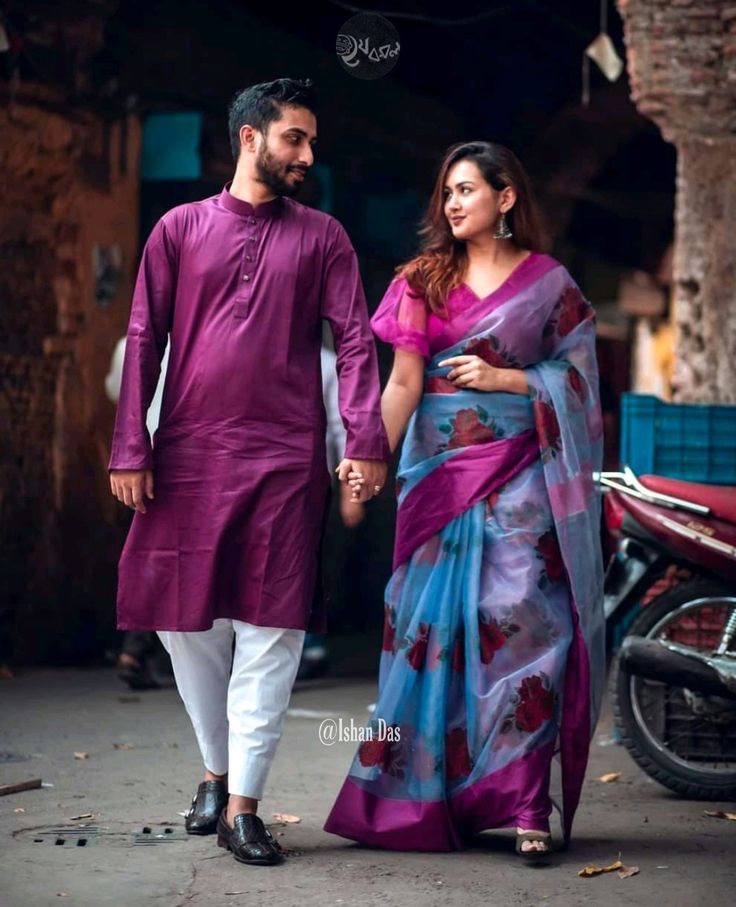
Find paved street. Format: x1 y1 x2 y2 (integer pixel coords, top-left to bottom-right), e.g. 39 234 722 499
1 666 734 906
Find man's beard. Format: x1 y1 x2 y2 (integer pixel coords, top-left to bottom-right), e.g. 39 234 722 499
255 145 306 198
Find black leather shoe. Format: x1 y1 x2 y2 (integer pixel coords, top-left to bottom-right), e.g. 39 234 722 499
184 781 228 835
216 810 283 865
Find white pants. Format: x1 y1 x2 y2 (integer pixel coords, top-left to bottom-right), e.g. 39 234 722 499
158 620 305 799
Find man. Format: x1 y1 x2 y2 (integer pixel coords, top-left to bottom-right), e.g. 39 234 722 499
109 78 388 867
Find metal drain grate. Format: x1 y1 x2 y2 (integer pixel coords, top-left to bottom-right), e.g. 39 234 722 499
20 823 187 847
131 826 181 845
32 826 100 847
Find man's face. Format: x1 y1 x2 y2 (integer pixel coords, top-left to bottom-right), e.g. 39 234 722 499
254 105 317 197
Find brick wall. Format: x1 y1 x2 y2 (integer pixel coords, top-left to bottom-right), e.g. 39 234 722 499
0 87 141 662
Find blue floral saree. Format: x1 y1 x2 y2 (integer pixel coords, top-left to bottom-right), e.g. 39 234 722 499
324 253 604 850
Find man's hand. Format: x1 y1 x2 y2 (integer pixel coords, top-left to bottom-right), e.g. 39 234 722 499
110 469 154 514
336 458 387 504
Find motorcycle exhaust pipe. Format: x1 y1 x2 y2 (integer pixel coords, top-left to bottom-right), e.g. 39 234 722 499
619 637 736 700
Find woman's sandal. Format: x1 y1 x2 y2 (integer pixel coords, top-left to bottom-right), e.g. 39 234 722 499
515 830 553 861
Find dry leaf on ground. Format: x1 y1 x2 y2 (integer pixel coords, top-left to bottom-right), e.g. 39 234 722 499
598 772 621 783
704 810 736 821
618 866 640 879
272 812 301 824
578 858 624 877
73 752 89 760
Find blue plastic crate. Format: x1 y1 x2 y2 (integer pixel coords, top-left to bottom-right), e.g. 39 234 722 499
620 393 736 485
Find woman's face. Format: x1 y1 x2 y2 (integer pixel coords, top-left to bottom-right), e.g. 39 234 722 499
443 159 513 242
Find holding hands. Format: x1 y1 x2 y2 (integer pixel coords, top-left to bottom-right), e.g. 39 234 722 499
337 458 388 504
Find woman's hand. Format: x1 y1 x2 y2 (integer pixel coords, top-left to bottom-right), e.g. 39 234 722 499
438 355 502 391
438 356 529 395
339 482 366 527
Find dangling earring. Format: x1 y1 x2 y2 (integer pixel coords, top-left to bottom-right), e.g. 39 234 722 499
493 212 513 240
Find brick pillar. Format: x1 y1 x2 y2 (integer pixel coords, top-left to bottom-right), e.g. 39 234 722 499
617 0 736 402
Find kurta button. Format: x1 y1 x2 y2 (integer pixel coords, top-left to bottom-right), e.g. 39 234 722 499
246 255 252 261
243 274 250 282
250 217 256 224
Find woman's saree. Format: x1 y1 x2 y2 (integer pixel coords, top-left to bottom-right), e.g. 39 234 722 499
324 253 605 850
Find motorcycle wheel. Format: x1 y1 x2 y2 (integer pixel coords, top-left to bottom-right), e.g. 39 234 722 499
611 577 736 800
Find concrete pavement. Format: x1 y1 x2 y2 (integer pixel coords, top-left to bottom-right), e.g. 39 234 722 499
1 666 734 907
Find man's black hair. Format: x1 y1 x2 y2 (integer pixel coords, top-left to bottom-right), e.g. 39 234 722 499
228 78 318 160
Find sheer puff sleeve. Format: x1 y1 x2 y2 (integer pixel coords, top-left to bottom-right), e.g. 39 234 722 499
370 276 430 359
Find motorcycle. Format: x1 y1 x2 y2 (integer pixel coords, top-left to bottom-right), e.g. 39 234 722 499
598 466 736 800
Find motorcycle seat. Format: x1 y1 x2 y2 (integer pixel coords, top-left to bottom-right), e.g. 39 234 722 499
640 474 736 525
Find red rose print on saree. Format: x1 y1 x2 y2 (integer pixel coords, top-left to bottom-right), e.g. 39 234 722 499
555 286 592 337
532 400 562 462
358 737 393 770
425 376 459 395
358 729 405 778
447 408 496 450
464 336 518 369
479 616 507 664
445 727 472 781
382 607 396 653
514 674 555 733
535 529 566 585
406 622 430 670
567 366 587 403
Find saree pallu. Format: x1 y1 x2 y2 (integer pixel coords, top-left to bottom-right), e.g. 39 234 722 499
325 254 604 850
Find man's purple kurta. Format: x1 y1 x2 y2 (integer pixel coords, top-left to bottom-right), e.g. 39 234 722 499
110 185 389 633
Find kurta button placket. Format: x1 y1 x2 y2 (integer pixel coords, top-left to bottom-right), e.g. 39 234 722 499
236 226 255 316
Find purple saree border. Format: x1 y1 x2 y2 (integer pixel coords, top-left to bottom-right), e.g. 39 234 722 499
323 622 592 852
559 615 592 842
324 780 463 852
435 253 561 353
323 740 557 852
393 430 539 570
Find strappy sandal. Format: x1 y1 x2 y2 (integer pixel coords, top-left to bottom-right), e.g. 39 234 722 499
515 830 553 861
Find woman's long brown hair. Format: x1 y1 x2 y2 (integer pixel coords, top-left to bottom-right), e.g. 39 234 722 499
397 141 546 315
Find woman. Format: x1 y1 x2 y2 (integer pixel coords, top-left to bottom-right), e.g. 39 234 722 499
324 142 605 857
